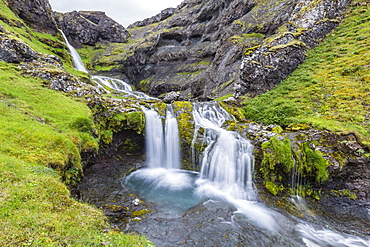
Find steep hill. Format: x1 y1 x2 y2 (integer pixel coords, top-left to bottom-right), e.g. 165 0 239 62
0 0 151 245
77 0 351 101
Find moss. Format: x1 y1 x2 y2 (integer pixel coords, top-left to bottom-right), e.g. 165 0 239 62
301 142 329 183
172 101 194 145
219 102 245 122
132 209 151 217
260 136 329 197
228 33 265 47
271 126 283 134
260 136 294 195
286 124 310 131
268 40 307 52
121 138 141 155
152 102 167 116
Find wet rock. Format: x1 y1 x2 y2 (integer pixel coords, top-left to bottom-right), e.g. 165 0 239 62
163 91 181 103
54 11 130 48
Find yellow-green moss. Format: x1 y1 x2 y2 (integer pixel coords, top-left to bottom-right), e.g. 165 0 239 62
172 101 194 145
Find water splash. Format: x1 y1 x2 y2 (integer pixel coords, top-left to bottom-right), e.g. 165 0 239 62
193 102 256 200
297 224 370 247
142 105 181 169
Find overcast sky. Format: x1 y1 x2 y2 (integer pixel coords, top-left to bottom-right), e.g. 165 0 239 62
49 0 184 27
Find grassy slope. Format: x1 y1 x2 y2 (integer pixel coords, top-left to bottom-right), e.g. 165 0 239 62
0 1 151 246
243 0 370 145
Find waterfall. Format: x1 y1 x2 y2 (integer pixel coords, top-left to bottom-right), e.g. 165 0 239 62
60 30 88 73
164 105 181 169
192 102 280 232
91 75 133 93
125 105 197 217
193 102 256 200
142 105 180 169
60 30 154 99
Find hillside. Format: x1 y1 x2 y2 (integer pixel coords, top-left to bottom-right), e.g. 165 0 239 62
243 0 370 146
0 0 369 245
76 0 352 101
0 0 151 245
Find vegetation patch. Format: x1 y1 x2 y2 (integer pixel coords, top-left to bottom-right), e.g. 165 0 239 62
260 136 329 197
243 1 370 146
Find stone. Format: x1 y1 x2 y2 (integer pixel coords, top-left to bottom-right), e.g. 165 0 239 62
5 0 57 34
53 11 130 48
0 36 38 63
89 0 351 100
163 91 181 103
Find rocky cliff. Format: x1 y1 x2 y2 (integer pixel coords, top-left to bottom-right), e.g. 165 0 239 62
54 11 130 48
5 0 57 34
78 0 352 100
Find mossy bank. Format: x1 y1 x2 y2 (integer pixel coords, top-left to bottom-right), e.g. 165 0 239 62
0 0 152 245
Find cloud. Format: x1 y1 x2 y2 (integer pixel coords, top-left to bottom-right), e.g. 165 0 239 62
49 0 184 27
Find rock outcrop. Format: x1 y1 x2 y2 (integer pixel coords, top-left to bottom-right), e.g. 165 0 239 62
0 35 38 63
237 0 352 97
54 11 130 48
84 0 352 100
5 0 57 35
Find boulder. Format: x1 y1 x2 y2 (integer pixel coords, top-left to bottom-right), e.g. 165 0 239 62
0 35 38 63
54 11 130 48
5 0 57 34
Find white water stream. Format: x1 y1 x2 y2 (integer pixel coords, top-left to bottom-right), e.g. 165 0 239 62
62 29 370 246
60 30 155 100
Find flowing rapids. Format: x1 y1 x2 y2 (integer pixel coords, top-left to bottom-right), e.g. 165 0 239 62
63 32 370 246
61 29 154 100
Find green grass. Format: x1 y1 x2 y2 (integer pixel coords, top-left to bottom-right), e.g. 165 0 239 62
0 0 152 244
0 154 153 246
243 0 370 145
0 62 153 246
0 62 97 172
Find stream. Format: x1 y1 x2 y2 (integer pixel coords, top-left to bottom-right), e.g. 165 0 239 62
63 31 370 247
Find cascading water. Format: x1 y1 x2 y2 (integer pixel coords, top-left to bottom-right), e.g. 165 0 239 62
91 75 133 93
60 30 88 73
192 102 280 231
142 105 180 169
124 106 203 217
192 102 255 200
60 30 154 100
61 29 369 246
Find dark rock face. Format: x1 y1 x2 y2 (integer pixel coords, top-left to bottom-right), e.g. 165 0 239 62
120 0 257 99
0 35 38 63
237 0 352 97
5 0 57 34
52 0 350 99
97 0 352 100
54 11 130 48
128 8 177 28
